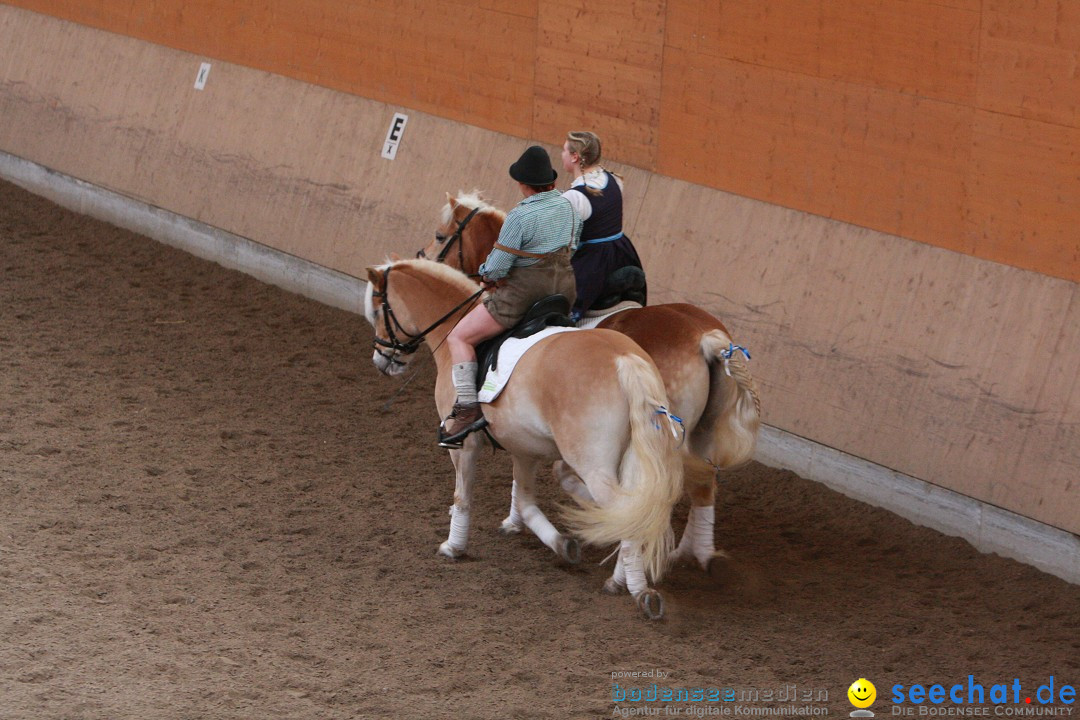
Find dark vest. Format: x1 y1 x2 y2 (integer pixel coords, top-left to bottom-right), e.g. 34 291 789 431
569 172 623 242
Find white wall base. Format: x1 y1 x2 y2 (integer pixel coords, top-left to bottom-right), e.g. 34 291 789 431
4 149 1077 586
0 151 363 315
756 426 1080 584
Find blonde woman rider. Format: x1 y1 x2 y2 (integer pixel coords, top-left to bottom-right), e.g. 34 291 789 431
560 131 647 322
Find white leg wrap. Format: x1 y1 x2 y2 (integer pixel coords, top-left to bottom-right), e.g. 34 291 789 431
609 547 627 588
521 501 562 551
620 540 649 597
447 504 470 552
689 505 715 566
504 479 524 528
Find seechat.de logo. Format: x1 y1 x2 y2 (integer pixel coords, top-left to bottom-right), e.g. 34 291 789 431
890 676 1076 713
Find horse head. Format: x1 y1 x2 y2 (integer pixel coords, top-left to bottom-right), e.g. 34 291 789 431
364 259 482 376
416 191 504 275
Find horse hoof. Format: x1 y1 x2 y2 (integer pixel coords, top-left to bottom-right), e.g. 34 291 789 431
636 590 665 620
437 541 464 559
704 549 731 574
558 537 582 565
602 577 627 595
498 518 523 535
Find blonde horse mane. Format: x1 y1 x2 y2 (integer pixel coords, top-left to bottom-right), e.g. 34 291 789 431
441 190 506 226
387 257 481 297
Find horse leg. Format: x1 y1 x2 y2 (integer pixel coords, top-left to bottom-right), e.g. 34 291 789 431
672 455 727 571
498 479 525 534
499 465 590 536
513 456 581 565
602 547 628 595
570 470 642 597
672 329 760 571
553 460 595 504
619 540 665 620
438 442 479 558
601 544 665 621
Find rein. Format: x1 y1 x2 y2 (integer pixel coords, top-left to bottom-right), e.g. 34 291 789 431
371 264 483 364
417 206 482 274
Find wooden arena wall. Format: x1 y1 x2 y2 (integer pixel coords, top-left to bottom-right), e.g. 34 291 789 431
1 3 1077 536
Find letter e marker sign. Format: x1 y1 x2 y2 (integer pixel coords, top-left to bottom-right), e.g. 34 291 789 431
382 113 408 160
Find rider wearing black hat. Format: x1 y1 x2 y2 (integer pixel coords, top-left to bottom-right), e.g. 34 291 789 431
509 145 559 186
439 145 580 448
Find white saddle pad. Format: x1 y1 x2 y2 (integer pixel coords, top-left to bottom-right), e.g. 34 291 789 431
478 326 578 403
575 300 643 330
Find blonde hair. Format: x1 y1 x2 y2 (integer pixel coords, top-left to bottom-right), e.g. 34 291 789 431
566 131 602 167
566 130 623 196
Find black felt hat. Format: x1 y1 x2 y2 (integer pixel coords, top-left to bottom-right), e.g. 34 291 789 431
509 145 558 186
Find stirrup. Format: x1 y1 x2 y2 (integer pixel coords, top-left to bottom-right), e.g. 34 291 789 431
437 409 488 449
437 418 488 448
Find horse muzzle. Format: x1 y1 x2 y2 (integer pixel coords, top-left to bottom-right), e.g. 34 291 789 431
372 346 410 376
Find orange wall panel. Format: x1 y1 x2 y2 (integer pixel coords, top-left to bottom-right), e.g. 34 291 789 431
817 0 979 104
532 0 665 169
979 0 1080 128
4 0 1080 282
665 0 980 105
480 0 538 19
658 49 971 246
966 111 1080 272
3 0 538 137
983 0 1080 48
665 0 826 70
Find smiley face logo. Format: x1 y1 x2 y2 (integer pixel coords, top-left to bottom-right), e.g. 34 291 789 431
848 678 877 708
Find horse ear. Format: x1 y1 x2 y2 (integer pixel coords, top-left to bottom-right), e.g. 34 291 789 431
447 192 459 209
366 266 381 285
388 251 402 261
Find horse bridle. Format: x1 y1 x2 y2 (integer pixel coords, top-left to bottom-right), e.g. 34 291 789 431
416 206 482 272
370 264 483 367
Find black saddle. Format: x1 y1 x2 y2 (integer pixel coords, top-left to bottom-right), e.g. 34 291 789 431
592 265 647 311
476 294 574 382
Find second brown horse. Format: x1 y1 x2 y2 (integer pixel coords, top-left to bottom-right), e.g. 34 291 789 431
418 191 761 583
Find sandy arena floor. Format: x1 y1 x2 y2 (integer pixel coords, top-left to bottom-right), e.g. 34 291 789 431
1 179 1077 719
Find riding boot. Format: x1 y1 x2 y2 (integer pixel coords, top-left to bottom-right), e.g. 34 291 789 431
438 362 487 448
439 402 487 448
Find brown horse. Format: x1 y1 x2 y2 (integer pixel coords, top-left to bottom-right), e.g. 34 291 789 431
364 258 685 618
418 192 761 580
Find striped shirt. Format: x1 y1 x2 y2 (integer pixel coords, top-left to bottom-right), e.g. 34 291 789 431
478 190 580 280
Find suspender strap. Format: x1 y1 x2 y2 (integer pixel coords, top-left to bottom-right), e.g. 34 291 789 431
492 242 549 259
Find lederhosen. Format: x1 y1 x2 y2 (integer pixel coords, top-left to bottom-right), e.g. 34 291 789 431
483 243 577 329
566 172 647 318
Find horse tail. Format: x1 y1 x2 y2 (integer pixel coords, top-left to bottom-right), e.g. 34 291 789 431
563 354 683 581
698 329 761 469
